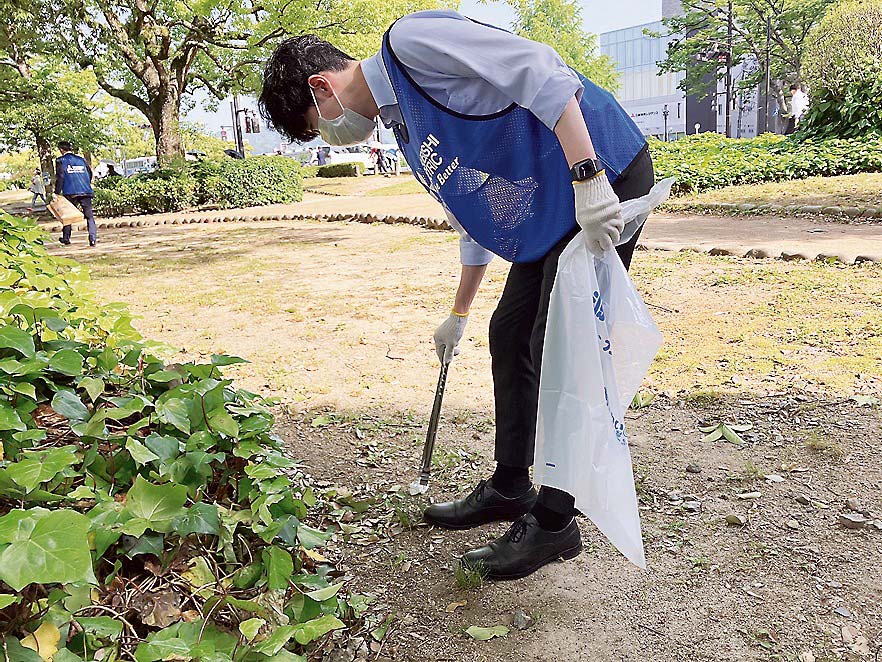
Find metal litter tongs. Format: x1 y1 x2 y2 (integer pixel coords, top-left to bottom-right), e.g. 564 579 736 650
408 362 449 495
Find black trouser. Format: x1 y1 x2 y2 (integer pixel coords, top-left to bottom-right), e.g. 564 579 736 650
489 147 655 514
61 195 97 244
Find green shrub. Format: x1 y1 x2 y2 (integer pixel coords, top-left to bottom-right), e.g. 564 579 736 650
802 0 882 99
210 156 303 208
0 211 353 658
799 0 882 139
91 188 128 216
317 162 363 177
93 168 196 215
301 164 320 178
650 132 882 195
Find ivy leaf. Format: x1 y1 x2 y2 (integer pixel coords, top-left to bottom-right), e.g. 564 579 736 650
263 546 294 590
297 524 332 550
465 625 509 641
0 594 20 608
239 617 265 642
208 409 238 438
0 325 35 358
122 476 188 535
51 390 90 421
252 626 298 655
7 446 79 492
293 615 345 645
155 397 190 433
0 509 96 590
48 349 84 376
79 376 105 402
0 402 26 431
10 382 37 400
145 433 180 461
175 502 220 536
126 438 160 466
76 616 124 638
21 621 61 662
304 582 344 602
211 354 248 367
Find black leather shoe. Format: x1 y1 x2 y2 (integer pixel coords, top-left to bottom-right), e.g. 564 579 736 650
460 513 582 580
59 238 71 245
423 479 537 530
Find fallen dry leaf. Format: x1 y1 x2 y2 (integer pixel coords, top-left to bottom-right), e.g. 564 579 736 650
446 601 467 613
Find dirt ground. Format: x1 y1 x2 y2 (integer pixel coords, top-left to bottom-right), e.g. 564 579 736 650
49 218 882 661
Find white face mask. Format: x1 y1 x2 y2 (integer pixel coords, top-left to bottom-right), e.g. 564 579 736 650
310 82 376 146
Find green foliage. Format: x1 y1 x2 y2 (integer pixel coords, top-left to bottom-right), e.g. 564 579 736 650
94 158 303 215
651 132 882 195
317 163 364 178
199 156 303 208
798 67 882 139
799 0 882 139
301 165 320 178
0 212 350 658
657 0 836 97
93 169 197 215
802 0 882 97
506 0 618 91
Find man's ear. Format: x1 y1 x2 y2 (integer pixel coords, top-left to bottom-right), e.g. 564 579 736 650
307 74 332 99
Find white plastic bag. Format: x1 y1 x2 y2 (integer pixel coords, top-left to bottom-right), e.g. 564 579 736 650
533 178 673 569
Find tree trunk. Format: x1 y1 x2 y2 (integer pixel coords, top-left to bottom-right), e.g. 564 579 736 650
36 134 55 201
152 89 183 166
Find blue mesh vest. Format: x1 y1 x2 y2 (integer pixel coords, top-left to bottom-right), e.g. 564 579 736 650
58 153 93 196
381 28 647 263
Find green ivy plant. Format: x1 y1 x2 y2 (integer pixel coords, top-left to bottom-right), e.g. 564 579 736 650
650 131 882 196
0 212 349 660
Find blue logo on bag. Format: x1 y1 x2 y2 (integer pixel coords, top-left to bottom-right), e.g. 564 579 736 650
593 291 606 321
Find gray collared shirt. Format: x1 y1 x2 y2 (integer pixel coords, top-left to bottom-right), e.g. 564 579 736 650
360 9 584 266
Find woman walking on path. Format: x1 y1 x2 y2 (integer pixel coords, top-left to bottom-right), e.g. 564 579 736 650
27 168 46 211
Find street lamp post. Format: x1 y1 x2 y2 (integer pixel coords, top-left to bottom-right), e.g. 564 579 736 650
663 104 669 142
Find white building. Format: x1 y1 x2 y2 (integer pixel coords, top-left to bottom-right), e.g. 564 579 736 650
599 0 763 140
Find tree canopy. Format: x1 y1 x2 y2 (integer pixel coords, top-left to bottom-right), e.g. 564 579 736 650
506 0 619 91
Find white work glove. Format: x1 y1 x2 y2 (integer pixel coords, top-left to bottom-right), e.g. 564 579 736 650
573 173 626 257
433 312 468 365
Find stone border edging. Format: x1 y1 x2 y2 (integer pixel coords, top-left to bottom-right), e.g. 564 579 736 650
666 201 882 221
46 210 881 265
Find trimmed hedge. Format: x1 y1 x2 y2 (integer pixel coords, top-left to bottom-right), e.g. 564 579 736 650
196 156 303 208
317 162 363 178
650 132 882 195
93 157 303 216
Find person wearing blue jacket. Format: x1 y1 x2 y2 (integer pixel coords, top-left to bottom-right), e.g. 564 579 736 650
54 141 97 247
259 10 654 580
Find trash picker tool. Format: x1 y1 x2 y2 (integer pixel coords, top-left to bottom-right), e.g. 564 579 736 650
408 362 449 495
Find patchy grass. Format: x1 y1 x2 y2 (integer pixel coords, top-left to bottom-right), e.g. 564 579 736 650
804 431 844 458
667 172 882 211
366 180 425 197
304 174 419 198
453 561 485 590
59 218 882 417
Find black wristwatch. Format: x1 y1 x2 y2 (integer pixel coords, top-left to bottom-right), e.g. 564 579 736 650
570 158 603 182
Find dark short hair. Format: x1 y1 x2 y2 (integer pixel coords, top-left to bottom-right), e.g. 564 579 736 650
58 140 73 152
259 35 354 143
789 83 799 91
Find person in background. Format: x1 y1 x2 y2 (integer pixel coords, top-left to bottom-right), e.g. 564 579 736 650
27 168 46 212
54 141 97 247
105 164 121 178
783 83 810 134
316 146 328 166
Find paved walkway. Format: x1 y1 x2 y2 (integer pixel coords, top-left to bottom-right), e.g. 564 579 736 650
10 191 882 264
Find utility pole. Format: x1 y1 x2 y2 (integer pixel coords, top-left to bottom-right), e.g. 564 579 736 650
764 15 771 134
230 95 246 157
725 0 733 138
